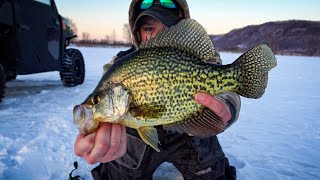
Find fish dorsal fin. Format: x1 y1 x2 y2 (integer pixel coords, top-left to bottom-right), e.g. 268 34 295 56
140 19 216 61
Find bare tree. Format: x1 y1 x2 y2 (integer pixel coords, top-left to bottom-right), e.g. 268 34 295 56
65 17 78 35
104 35 111 44
112 29 117 44
123 23 132 43
82 32 90 41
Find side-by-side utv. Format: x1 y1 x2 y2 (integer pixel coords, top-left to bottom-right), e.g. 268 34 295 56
0 0 85 103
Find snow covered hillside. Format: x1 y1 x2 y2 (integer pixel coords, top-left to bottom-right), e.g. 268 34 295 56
0 46 319 180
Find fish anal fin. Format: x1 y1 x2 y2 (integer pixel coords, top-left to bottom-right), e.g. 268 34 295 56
137 126 160 152
163 107 226 137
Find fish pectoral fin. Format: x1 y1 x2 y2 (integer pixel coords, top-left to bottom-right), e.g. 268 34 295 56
137 126 160 152
130 104 165 119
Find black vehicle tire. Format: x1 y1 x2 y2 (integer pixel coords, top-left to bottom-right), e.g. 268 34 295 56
5 71 17 81
0 64 6 103
60 48 85 86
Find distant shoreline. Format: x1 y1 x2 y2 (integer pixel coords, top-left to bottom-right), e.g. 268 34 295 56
71 44 320 57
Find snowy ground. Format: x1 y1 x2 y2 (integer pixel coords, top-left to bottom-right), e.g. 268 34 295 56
0 46 319 180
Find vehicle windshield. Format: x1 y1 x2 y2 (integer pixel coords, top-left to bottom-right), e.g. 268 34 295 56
33 0 51 6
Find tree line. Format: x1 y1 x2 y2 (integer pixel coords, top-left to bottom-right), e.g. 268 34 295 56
67 17 132 47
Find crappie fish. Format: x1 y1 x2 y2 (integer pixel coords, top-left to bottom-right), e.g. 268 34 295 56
73 19 277 152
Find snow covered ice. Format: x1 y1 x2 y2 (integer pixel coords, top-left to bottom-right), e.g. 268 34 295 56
0 46 319 180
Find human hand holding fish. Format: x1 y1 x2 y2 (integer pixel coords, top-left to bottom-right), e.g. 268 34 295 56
194 92 231 124
74 123 127 164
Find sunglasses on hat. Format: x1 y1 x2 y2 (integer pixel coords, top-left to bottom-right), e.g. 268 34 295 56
140 0 177 10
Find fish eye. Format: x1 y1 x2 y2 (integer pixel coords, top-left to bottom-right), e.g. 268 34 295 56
91 95 101 105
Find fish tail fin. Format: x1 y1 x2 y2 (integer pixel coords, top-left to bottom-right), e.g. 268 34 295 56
234 44 277 99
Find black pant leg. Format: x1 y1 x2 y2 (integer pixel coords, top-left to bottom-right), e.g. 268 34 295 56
169 136 236 180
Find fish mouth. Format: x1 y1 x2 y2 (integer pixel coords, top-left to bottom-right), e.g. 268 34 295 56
73 104 99 135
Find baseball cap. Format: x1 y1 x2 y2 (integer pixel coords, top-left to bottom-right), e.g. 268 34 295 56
133 5 181 31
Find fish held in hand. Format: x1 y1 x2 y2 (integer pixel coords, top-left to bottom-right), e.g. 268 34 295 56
73 19 277 152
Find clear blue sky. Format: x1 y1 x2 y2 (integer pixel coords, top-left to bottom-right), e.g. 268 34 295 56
55 0 320 40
